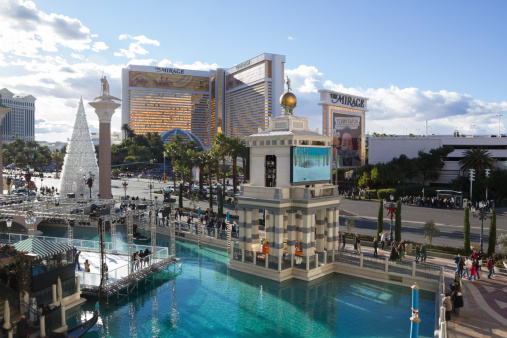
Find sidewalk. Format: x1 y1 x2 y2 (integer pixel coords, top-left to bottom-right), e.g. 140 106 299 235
346 244 507 337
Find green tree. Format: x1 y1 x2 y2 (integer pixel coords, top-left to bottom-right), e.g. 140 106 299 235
416 146 454 186
395 200 402 242
370 167 380 188
121 123 135 140
213 132 230 199
376 199 383 239
458 148 496 174
217 185 223 217
228 136 245 194
209 184 213 211
423 220 440 248
488 209 497 256
178 183 183 208
164 135 183 191
345 218 355 233
463 206 471 254
497 233 507 255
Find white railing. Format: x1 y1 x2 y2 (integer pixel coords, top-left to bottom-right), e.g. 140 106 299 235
76 254 163 288
7 234 169 258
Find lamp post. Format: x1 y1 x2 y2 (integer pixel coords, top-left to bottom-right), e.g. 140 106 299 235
496 114 503 137
472 204 490 250
386 194 396 242
163 154 167 183
148 180 154 201
1 218 12 241
84 171 95 199
122 179 128 200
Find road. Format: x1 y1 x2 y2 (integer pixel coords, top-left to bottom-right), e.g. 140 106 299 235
29 175 505 249
339 198 506 249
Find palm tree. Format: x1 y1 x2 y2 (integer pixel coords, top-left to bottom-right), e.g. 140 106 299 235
213 133 230 199
121 123 135 140
228 137 245 194
205 148 220 189
458 148 496 173
194 151 207 195
164 135 183 191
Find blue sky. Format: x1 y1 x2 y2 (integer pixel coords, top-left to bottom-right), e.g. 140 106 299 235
1 0 506 141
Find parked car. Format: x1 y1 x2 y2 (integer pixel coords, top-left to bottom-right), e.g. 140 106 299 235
163 186 175 193
226 188 235 197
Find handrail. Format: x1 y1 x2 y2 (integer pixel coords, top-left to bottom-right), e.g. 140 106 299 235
0 279 39 319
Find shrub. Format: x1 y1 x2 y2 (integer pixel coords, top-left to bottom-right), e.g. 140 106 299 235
377 189 396 200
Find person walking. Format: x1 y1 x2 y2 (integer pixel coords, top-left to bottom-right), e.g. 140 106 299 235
442 293 452 322
487 256 495 279
341 232 346 250
75 251 82 271
463 257 471 278
468 261 477 281
373 238 378 257
421 244 427 262
475 259 481 280
415 244 421 263
458 255 465 277
354 233 361 254
380 232 385 250
84 259 90 272
454 254 462 274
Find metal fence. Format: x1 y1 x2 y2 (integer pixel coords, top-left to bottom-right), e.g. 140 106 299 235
61 277 77 298
33 287 53 306
44 307 62 333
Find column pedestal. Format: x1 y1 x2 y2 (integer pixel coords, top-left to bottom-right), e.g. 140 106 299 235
89 99 120 199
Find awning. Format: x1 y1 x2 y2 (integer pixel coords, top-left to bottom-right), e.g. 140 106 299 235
13 238 74 259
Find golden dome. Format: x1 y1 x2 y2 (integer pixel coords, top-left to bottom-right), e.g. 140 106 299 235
280 92 297 109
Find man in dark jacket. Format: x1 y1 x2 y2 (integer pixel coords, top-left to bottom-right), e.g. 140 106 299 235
16 315 29 338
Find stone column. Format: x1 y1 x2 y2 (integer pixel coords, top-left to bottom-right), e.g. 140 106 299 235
88 100 120 199
264 210 270 243
238 208 246 249
245 209 252 250
326 208 334 251
333 208 340 250
251 208 260 246
272 210 285 256
0 107 10 195
286 210 296 255
301 211 313 257
316 209 325 252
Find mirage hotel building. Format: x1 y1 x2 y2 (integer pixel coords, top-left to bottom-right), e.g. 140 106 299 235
121 53 285 148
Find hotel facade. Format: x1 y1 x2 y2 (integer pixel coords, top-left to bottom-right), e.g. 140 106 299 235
121 53 285 148
0 88 36 142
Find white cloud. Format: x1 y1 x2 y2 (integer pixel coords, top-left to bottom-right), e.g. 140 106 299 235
284 65 507 136
71 53 85 60
158 59 220 71
91 41 108 52
288 36 296 40
0 0 93 58
114 34 160 58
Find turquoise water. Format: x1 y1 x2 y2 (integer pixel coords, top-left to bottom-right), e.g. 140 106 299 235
38 225 435 337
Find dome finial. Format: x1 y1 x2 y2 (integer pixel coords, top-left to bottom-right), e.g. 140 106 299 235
280 76 296 116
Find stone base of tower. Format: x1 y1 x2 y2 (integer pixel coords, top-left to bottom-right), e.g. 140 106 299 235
230 184 341 282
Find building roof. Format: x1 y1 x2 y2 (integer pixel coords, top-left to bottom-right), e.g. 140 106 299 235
160 128 205 150
249 130 325 137
14 238 73 259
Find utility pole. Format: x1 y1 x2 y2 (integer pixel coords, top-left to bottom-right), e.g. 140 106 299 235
496 114 503 137
469 169 475 203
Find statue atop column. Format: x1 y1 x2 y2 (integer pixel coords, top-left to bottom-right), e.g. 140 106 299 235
94 75 121 101
100 76 110 96
285 76 292 92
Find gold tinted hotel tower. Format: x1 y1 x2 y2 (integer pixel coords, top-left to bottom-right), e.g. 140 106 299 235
121 53 285 147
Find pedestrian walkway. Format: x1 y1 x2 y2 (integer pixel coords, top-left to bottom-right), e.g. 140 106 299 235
342 244 507 337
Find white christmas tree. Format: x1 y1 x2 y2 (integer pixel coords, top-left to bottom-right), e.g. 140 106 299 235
59 98 99 198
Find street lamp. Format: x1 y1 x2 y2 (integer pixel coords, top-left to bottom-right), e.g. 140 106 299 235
122 179 128 200
84 171 95 199
148 180 154 201
385 194 397 242
472 204 491 250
